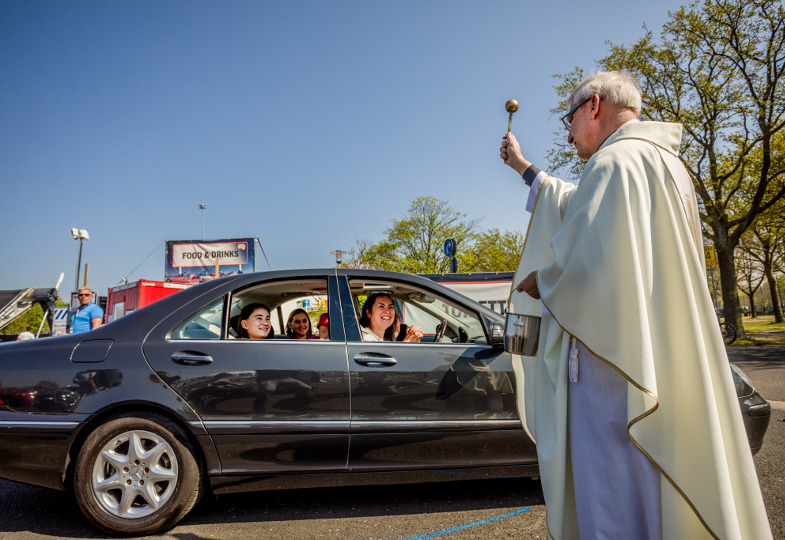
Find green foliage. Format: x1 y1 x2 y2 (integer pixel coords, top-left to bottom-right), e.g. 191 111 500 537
357 196 480 274
0 296 67 336
461 228 525 272
1 304 49 335
350 196 524 274
550 0 785 235
549 67 588 179
549 0 785 333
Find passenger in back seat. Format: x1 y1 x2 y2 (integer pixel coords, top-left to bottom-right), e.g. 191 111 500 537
286 308 318 339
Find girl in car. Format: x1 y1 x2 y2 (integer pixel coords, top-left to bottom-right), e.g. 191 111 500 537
286 308 318 339
317 313 330 339
360 292 423 342
237 303 275 339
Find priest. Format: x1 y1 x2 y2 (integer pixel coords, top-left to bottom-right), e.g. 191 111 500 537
500 71 771 540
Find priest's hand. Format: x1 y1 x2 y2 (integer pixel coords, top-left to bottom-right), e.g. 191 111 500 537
516 271 540 299
501 133 531 176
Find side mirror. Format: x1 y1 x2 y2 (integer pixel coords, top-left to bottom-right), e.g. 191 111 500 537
487 321 505 347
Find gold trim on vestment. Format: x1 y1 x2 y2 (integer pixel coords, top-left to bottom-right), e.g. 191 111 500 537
539 298 721 540
512 174 555 540
518 169 720 539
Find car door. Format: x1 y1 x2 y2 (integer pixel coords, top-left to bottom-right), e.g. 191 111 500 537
142 274 350 475
338 273 534 471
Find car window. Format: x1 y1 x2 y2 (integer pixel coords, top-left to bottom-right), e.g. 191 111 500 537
228 278 329 340
171 298 224 340
349 279 487 344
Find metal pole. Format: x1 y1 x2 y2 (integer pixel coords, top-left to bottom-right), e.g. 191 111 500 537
75 239 84 292
256 237 272 270
36 309 48 338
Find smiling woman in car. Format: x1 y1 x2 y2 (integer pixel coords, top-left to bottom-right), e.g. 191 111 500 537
359 291 423 342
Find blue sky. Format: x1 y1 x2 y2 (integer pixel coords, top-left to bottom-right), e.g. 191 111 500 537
1 0 686 298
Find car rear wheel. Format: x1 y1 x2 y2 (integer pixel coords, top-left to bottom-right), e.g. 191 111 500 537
73 413 203 536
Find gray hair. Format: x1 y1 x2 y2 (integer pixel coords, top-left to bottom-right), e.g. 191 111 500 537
78 287 92 294
569 71 642 117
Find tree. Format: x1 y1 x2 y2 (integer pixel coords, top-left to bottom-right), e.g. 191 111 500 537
744 198 785 321
342 239 375 269
355 196 481 273
1 294 69 337
351 196 525 274
1 304 50 336
736 235 765 317
551 0 785 337
461 228 525 273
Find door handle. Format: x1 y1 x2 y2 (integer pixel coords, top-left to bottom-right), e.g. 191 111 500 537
172 351 214 365
354 353 397 367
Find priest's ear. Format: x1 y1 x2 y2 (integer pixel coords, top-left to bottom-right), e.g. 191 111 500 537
589 94 603 119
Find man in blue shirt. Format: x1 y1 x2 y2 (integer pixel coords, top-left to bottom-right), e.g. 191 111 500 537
71 287 104 333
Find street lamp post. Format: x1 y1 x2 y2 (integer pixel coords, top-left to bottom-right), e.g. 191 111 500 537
71 228 89 291
199 204 206 241
330 250 347 268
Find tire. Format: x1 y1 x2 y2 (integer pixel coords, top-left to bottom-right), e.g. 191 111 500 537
721 322 737 345
73 412 204 536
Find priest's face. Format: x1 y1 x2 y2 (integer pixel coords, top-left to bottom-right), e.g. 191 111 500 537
566 95 602 160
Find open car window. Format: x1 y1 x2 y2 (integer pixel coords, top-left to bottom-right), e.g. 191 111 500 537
348 278 487 344
228 278 329 340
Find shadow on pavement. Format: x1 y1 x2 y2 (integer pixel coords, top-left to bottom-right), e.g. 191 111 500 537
183 478 544 525
0 477 543 538
727 346 785 369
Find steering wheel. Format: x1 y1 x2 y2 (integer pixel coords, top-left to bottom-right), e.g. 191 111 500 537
434 320 448 342
458 326 468 343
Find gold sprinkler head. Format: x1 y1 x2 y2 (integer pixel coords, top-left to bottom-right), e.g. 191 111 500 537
505 99 519 132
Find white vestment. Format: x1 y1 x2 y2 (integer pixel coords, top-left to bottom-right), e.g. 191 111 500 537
508 121 771 539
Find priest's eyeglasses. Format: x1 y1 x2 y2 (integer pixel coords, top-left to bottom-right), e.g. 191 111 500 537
560 96 593 131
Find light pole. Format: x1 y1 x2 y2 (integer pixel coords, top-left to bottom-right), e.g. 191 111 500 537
199 204 206 241
330 250 347 268
71 228 89 291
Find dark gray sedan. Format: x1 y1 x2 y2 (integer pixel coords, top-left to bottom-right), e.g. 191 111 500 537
0 269 769 536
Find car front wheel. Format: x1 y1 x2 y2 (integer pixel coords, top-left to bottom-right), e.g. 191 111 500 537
73 413 203 536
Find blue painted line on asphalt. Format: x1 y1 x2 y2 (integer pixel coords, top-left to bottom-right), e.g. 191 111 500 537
401 507 531 540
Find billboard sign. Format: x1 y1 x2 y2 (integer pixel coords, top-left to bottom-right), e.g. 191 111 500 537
165 238 255 284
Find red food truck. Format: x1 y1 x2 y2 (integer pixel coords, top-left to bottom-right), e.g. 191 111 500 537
105 279 191 323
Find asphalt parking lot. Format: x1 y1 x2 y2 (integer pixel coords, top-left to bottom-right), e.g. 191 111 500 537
730 345 785 540
1 346 783 540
